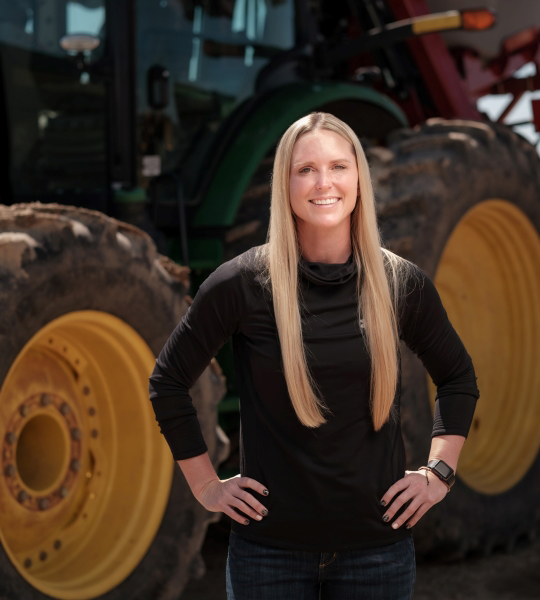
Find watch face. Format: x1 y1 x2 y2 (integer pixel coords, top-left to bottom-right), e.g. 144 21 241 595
435 461 452 478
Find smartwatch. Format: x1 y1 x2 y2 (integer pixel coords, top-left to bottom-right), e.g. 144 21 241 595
426 459 455 488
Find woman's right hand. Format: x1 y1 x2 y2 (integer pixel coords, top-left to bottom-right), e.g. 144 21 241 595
195 474 269 525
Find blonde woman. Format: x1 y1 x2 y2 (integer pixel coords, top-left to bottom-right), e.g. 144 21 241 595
149 112 479 599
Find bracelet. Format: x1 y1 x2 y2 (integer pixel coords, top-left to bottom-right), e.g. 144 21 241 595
418 466 451 492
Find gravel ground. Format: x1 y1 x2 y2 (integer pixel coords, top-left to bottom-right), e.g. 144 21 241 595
181 519 540 600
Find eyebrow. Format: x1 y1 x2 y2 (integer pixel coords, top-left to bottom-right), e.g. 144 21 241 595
292 158 353 167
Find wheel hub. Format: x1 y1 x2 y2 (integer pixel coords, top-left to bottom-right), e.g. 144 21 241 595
0 311 173 599
3 393 82 511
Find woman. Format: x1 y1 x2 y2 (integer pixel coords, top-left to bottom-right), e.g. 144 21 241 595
148 112 480 599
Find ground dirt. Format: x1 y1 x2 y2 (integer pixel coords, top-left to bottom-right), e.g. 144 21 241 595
180 519 540 600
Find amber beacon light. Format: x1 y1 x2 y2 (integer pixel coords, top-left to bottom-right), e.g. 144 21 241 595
409 8 497 36
461 8 497 30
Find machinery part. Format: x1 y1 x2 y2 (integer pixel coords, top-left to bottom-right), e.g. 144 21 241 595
223 153 274 263
0 203 229 599
369 118 540 560
426 0 536 61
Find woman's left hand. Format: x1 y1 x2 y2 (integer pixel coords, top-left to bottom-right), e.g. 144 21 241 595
379 469 449 530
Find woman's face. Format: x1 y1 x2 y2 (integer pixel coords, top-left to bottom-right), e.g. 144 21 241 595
289 128 358 236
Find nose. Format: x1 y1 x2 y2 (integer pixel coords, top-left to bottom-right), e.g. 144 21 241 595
315 169 332 190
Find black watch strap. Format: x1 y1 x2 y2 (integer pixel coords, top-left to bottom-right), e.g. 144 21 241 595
427 459 455 488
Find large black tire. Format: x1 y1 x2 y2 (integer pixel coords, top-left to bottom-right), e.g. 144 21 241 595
223 118 540 562
222 154 274 263
0 203 229 599
368 118 540 561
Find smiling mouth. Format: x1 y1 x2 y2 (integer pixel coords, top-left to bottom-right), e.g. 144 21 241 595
310 197 341 205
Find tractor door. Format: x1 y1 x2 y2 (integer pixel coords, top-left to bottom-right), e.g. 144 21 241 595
0 0 109 211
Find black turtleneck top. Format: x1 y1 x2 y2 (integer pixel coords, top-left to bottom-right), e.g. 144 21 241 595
148 245 479 552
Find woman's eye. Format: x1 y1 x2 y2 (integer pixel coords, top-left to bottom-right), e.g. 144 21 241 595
298 165 344 173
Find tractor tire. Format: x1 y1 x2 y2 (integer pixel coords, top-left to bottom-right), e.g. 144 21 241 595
224 117 540 562
0 202 230 599
368 118 540 561
223 153 274 263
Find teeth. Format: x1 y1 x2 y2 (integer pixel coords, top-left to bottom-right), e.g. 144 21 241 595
312 198 339 205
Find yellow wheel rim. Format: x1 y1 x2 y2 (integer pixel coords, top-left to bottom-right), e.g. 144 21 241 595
429 199 540 494
0 310 174 599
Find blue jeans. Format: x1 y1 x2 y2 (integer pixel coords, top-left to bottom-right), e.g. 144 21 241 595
226 530 416 600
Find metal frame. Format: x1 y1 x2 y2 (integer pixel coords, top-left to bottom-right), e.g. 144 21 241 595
386 0 481 120
106 0 137 193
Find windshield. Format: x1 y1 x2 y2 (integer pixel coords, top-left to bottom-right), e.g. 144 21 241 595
0 0 107 207
136 0 295 196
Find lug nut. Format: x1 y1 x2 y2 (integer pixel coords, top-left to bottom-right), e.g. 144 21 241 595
70 459 81 472
18 490 29 503
19 404 29 417
59 486 69 498
71 428 82 441
60 403 70 415
5 432 16 444
38 498 50 510
40 394 51 407
4 464 15 477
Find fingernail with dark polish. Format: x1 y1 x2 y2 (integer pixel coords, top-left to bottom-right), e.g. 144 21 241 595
263 489 269 495
244 519 249 525
382 515 389 522
380 500 386 506
262 509 268 516
406 523 412 529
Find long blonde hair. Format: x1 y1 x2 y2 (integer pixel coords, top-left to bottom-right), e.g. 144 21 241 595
255 112 411 431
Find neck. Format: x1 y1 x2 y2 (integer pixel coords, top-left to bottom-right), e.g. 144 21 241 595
297 222 352 264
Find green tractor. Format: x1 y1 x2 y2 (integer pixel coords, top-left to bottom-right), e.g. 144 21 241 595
1 0 540 598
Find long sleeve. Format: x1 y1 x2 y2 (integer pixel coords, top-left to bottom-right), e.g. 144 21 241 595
399 263 480 438
148 259 249 460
